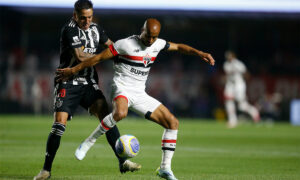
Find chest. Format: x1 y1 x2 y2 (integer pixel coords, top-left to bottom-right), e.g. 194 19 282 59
78 27 100 51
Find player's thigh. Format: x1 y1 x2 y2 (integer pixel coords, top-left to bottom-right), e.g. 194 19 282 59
224 83 235 99
150 104 179 130
235 84 246 102
131 94 178 129
54 83 82 121
80 84 109 120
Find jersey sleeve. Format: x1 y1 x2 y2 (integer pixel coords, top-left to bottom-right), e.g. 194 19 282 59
97 26 109 44
162 42 170 51
109 39 127 56
64 26 82 49
156 39 168 52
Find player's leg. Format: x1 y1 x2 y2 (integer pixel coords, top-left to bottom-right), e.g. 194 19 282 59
34 84 80 180
224 84 238 127
90 98 122 161
83 95 139 171
150 104 179 180
237 100 260 122
236 84 260 123
225 99 238 127
74 86 128 160
87 95 129 140
34 112 68 180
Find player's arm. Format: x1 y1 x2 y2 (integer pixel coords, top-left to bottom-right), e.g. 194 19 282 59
73 47 95 62
56 48 114 82
167 42 215 66
103 38 113 47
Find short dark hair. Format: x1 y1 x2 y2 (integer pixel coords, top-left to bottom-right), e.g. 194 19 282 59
74 0 93 13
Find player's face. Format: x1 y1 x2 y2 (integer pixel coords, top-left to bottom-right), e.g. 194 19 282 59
225 51 234 61
75 8 93 30
140 29 160 47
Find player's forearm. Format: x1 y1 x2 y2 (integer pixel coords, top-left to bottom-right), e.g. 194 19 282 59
72 48 113 74
177 44 204 56
77 53 95 62
72 55 101 73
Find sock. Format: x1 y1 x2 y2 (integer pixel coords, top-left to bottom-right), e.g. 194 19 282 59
43 122 65 172
87 113 117 143
225 100 237 125
161 129 178 170
105 125 125 164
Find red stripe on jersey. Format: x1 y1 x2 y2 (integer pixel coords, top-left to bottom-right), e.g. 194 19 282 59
120 55 156 62
113 95 128 103
162 140 177 143
101 120 110 131
109 45 118 56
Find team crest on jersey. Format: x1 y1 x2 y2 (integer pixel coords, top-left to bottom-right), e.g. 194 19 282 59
143 54 152 67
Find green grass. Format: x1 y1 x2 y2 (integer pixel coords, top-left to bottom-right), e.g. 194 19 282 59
0 115 300 180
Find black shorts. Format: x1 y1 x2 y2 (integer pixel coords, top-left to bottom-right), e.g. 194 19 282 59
53 83 106 119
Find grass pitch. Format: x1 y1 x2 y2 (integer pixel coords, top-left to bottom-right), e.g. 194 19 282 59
0 115 300 180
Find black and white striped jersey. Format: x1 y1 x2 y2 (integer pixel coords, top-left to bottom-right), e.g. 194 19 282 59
55 19 109 85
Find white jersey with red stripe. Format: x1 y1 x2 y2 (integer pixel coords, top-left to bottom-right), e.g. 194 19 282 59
109 35 168 90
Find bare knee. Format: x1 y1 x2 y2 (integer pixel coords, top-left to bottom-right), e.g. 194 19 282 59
167 114 179 130
54 112 68 125
113 110 127 121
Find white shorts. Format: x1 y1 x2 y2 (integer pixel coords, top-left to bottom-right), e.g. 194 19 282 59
224 82 246 101
111 82 161 118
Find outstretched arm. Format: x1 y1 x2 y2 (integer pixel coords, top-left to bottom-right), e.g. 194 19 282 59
167 42 215 66
56 48 114 82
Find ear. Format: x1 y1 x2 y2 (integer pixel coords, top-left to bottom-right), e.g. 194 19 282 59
73 11 77 20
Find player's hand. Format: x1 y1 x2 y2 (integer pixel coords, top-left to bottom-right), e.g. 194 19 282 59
200 52 215 66
56 68 74 82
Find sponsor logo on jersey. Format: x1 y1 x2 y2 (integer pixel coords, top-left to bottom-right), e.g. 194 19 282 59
83 47 97 54
130 67 149 76
72 36 81 46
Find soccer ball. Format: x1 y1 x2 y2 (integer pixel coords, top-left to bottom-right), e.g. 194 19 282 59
115 134 140 158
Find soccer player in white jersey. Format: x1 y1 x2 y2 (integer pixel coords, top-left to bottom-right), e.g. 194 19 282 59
56 18 215 180
223 50 260 128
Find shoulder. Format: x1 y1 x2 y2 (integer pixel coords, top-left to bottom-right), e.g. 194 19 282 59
113 35 137 54
235 59 245 66
153 38 167 50
90 22 103 31
62 19 79 33
115 35 137 46
156 38 167 44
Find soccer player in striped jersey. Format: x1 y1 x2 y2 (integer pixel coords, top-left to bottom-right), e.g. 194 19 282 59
56 18 215 180
33 1 140 180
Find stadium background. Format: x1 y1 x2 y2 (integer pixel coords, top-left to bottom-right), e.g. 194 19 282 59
0 3 299 122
